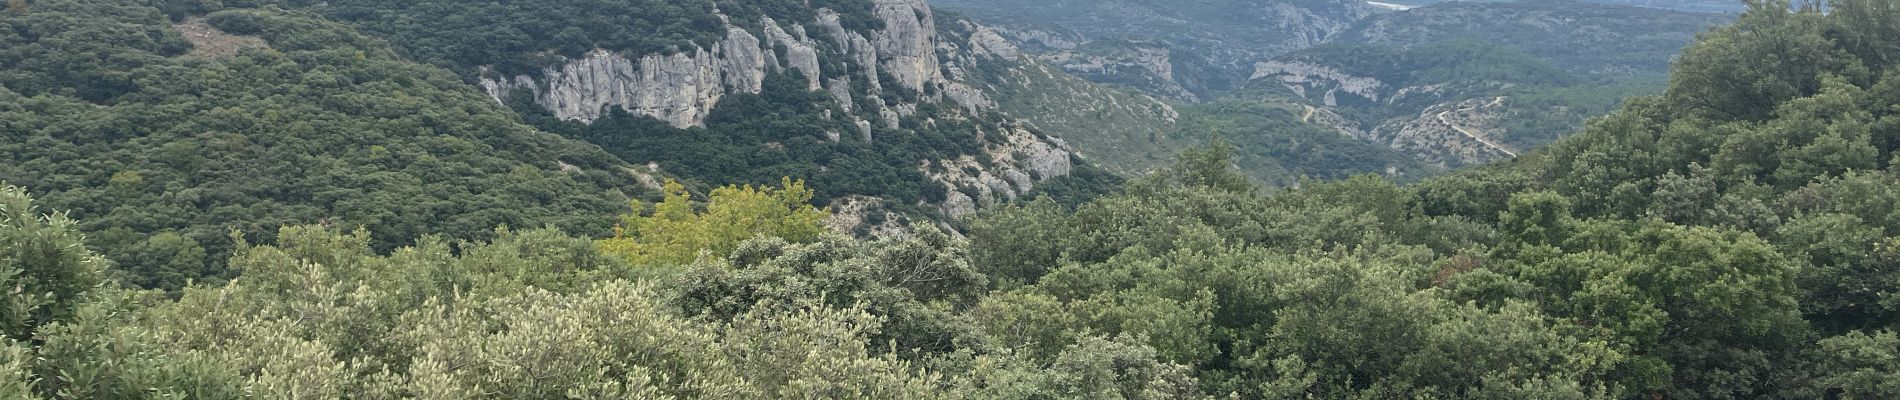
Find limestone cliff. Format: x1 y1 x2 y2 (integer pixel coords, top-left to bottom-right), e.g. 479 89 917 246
1251 60 1388 106
479 4 933 128
479 0 1078 226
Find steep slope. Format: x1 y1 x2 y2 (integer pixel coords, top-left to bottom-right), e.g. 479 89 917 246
158 0 1434 209
933 15 1182 176
10 2 1900 400
930 0 1377 101
1247 0 1728 167
0 2 651 290
184 0 1098 223
933 12 1434 186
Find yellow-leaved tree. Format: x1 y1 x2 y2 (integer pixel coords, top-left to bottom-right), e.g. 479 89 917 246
599 178 828 270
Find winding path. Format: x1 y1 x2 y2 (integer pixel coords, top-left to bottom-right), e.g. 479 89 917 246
1437 97 1518 158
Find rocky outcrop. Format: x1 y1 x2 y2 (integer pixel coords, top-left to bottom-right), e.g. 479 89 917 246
481 0 954 128
934 20 1021 111
941 82 996 110
1251 61 1385 105
1370 97 1517 168
1044 44 1199 102
480 28 759 127
871 0 944 93
761 17 824 91
924 125 1075 220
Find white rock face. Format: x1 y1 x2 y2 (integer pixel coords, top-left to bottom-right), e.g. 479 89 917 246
1252 60 1386 103
718 27 767 94
482 0 951 128
994 127 1074 181
825 77 856 112
762 17 823 90
872 0 945 93
482 40 740 127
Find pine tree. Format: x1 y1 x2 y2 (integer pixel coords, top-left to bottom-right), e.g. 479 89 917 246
4 0 23 14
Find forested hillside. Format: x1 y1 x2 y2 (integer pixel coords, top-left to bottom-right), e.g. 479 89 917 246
0 0 1421 297
2 0 1163 289
0 1 648 291
169 0 1106 225
3 0 1899 399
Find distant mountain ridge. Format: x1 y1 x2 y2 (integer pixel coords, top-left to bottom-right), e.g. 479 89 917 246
1385 0 1749 13
934 0 1733 179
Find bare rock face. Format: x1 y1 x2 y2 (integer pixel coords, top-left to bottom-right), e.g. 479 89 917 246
481 36 742 127
933 20 1015 112
994 127 1074 182
482 0 951 128
1252 60 1385 105
762 17 824 90
872 0 945 93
